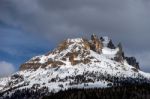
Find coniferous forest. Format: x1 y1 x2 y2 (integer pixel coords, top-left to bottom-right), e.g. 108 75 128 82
1 83 150 99
43 84 150 99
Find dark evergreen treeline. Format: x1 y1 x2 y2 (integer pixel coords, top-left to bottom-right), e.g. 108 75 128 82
2 83 150 99
43 84 150 99
0 86 49 99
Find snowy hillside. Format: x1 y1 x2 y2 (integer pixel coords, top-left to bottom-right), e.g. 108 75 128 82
0 34 150 98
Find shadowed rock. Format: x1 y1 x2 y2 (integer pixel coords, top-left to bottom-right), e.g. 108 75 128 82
107 39 116 49
114 43 124 62
125 57 140 69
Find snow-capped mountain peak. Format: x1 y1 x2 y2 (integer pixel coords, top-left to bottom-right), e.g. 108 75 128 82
0 34 150 98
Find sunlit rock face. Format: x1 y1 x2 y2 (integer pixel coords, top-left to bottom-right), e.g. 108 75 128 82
90 34 103 53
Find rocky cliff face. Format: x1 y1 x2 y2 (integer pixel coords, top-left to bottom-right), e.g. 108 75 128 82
20 34 139 71
90 34 103 53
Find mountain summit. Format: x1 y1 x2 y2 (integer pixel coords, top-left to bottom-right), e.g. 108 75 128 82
0 34 150 98
20 34 139 70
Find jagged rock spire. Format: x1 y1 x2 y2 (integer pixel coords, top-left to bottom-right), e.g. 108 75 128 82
125 57 140 69
114 43 124 62
107 39 116 49
91 34 97 41
90 34 103 53
118 43 122 52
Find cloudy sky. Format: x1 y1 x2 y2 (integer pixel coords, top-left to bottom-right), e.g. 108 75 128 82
0 0 150 77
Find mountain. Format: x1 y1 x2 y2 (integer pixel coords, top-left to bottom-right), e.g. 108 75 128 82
0 34 150 98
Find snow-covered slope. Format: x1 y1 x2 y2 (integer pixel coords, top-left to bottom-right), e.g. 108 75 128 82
0 35 150 97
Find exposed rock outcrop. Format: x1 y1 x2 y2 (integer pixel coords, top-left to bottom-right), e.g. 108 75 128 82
82 38 90 50
107 39 116 49
57 40 70 52
90 34 103 53
125 57 140 69
68 51 78 65
43 60 65 68
114 43 124 62
20 63 42 70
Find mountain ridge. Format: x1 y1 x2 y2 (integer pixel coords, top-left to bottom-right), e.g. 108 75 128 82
20 34 139 70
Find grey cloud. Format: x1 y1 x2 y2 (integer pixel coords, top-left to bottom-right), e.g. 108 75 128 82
0 0 150 71
0 61 15 77
1 0 150 38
